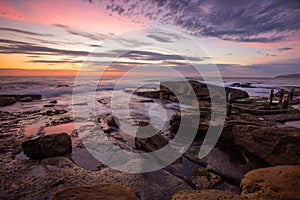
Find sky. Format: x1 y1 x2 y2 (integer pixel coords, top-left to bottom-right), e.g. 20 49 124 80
0 0 299 77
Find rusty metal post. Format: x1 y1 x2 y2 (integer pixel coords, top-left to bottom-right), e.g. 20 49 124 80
269 89 274 105
279 89 284 104
226 93 233 117
283 93 289 109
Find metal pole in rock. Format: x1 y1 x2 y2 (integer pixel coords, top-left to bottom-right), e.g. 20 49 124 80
279 89 284 104
269 89 274 105
290 88 294 101
283 93 289 109
226 93 233 117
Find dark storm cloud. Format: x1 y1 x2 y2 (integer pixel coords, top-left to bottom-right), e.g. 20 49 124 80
277 47 294 52
53 24 111 41
257 51 277 57
110 49 205 61
147 34 173 43
96 0 300 43
0 27 53 37
0 39 90 56
28 59 83 64
0 38 207 63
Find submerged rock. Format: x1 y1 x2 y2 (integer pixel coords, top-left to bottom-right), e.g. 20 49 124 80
171 189 242 200
18 96 33 102
49 184 138 200
56 84 69 88
22 133 72 159
0 96 16 107
241 165 300 200
135 124 168 152
0 94 42 101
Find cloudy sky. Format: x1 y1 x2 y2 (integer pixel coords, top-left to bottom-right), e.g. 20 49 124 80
0 0 299 77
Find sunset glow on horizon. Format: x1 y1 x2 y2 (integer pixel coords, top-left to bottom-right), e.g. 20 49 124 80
0 0 299 77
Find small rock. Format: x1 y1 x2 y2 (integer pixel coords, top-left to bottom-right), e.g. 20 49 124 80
49 100 58 104
43 104 55 108
106 115 120 128
22 133 72 159
44 109 67 116
98 99 107 104
49 184 139 200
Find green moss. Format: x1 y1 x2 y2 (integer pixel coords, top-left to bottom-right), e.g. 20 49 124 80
188 150 198 156
192 169 211 180
96 163 107 171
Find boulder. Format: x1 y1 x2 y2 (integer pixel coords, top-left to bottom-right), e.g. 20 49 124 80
240 165 300 200
232 125 300 165
22 133 72 159
171 189 242 200
135 124 168 152
0 96 16 107
49 184 138 200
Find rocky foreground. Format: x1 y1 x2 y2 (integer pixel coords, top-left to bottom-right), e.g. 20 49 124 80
0 80 300 199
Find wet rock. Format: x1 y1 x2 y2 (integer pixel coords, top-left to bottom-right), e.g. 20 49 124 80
139 99 154 103
49 184 138 200
106 115 120 128
98 114 120 133
18 96 33 102
56 84 69 88
230 82 241 87
159 80 249 104
169 112 209 140
44 109 68 116
225 87 249 99
241 165 300 200
22 133 72 159
232 125 300 165
98 98 107 104
0 94 42 101
135 124 168 152
190 168 222 189
43 104 55 108
0 96 16 107
230 82 254 88
134 90 161 99
171 189 242 200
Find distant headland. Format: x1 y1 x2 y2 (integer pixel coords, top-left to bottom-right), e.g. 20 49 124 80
275 73 300 78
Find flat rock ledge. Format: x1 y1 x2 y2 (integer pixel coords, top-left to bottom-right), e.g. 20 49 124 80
49 184 139 200
240 165 300 200
171 189 242 200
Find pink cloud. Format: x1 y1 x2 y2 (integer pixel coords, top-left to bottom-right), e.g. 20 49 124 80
0 0 141 33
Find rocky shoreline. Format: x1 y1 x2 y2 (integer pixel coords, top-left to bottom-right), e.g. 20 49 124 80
0 80 300 199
